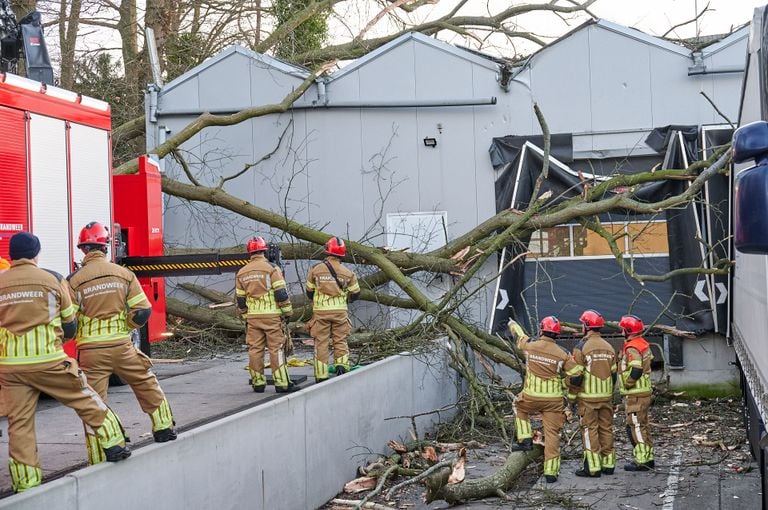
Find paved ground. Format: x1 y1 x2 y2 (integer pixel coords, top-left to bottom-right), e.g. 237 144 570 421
0 353 762 509
0 351 317 496
326 397 763 510
415 455 761 509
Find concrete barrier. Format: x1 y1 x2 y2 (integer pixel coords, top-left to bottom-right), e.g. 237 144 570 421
0 349 458 510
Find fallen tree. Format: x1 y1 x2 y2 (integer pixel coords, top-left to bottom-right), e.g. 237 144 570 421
111 41 733 505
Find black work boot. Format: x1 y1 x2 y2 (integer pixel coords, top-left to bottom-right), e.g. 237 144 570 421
544 475 558 483
104 444 131 462
601 467 615 475
153 427 178 443
275 381 300 393
335 366 348 376
575 460 601 478
624 462 651 472
510 438 533 452
646 460 655 468
252 384 266 393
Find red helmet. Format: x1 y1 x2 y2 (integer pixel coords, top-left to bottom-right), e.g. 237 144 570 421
619 315 644 336
247 237 268 253
579 309 605 329
78 222 110 248
540 316 561 336
325 237 346 257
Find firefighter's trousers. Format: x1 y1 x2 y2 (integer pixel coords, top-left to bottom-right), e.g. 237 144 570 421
79 342 174 464
308 312 351 381
0 360 127 492
625 395 654 464
578 399 615 473
246 316 289 388
513 394 565 476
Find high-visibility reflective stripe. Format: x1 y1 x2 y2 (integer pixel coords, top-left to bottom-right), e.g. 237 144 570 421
601 450 616 468
86 433 105 465
127 292 148 307
633 443 653 464
273 364 289 387
584 450 601 473
543 457 561 476
249 368 266 386
335 354 350 370
61 304 76 320
77 312 131 345
8 458 42 492
315 359 329 380
524 372 564 398
0 321 65 364
95 409 125 449
514 418 532 440
578 372 613 398
313 290 349 311
245 292 280 315
619 370 651 395
566 365 583 376
150 398 174 431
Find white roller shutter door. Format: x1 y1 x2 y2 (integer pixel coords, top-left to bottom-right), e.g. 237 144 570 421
69 123 112 266
29 114 71 276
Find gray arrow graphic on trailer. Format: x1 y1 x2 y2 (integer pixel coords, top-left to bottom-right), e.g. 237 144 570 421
496 289 509 310
694 280 709 302
715 282 728 305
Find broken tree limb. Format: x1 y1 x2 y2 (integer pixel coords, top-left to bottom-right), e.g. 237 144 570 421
356 464 398 510
113 63 335 176
331 500 395 510
385 459 452 500
426 446 543 504
166 297 245 333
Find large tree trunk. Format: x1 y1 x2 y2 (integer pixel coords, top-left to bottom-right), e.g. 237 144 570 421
426 446 543 504
57 0 82 89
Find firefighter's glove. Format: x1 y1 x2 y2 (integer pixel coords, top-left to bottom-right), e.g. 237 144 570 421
507 320 526 341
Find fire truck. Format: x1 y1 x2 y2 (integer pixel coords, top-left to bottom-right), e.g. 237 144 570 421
0 70 168 356
0 69 261 357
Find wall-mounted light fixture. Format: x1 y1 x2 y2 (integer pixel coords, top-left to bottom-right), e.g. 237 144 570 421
423 137 437 148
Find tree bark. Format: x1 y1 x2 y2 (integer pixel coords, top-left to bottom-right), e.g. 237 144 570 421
426 446 543 504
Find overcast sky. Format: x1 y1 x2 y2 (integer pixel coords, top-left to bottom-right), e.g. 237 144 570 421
580 0 763 37
333 0 767 60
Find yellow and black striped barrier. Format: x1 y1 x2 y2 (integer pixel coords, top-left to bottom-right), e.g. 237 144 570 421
120 253 251 277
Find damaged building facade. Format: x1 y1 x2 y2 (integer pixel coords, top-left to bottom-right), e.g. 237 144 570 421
147 19 747 387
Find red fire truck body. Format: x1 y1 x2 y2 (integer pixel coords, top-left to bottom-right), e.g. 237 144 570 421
0 72 166 353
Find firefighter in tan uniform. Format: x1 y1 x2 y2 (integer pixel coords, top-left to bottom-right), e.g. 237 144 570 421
66 222 176 465
509 316 581 483
569 310 617 477
0 232 130 492
236 237 295 393
618 315 655 471
305 237 360 383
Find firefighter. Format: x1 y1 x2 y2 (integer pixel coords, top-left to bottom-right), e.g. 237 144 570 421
0 232 130 492
305 237 360 383
67 222 176 465
569 310 617 478
618 314 655 471
509 317 581 483
236 236 295 393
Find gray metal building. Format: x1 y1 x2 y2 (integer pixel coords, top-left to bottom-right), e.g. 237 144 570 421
147 20 747 381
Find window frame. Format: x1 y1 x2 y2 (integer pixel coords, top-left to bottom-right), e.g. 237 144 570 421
526 219 669 261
